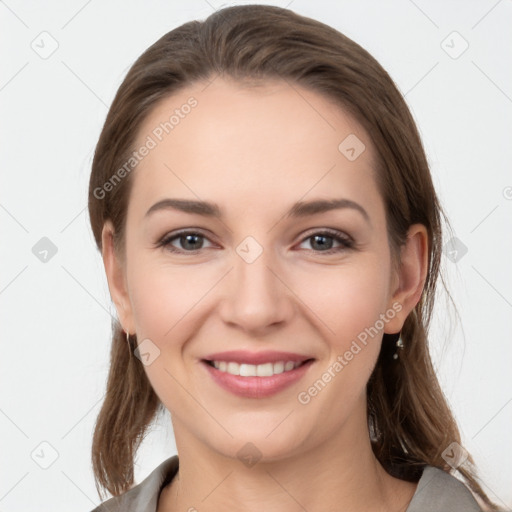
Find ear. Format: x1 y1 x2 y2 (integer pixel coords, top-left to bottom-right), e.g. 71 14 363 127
101 220 135 335
384 223 429 334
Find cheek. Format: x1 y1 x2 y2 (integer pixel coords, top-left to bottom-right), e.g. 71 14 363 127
294 255 391 407
129 277 177 341
125 258 209 415
299 258 391 347
127 253 205 341
293 268 389 419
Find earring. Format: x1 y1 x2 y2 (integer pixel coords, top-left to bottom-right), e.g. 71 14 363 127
393 334 404 360
126 331 133 359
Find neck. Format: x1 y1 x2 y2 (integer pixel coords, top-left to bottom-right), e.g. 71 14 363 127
160 406 417 512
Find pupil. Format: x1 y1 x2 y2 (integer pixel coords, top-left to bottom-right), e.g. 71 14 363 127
312 235 332 251
183 234 201 250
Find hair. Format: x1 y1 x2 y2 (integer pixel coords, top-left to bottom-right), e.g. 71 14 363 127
88 4 499 509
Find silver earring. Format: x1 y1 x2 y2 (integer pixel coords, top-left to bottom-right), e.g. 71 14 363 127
393 335 404 360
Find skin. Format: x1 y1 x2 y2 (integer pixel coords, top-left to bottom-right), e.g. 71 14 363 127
102 77 428 511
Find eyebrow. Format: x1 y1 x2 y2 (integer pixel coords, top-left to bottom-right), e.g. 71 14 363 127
145 197 370 224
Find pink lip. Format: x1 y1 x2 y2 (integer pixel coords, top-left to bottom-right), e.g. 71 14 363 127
201 351 315 399
203 350 312 365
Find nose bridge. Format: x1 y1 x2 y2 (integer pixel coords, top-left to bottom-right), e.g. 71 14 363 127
220 234 293 331
235 237 275 295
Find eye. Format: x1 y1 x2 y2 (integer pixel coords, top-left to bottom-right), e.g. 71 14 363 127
297 229 354 254
156 228 355 255
157 230 215 253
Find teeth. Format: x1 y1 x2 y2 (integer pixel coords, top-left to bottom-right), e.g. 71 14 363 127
240 363 256 377
273 361 284 374
284 361 295 371
256 363 273 377
227 362 239 375
210 360 302 377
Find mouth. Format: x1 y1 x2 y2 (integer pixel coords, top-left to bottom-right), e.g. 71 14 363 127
200 350 315 398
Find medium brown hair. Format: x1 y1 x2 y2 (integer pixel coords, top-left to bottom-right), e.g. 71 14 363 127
88 4 498 508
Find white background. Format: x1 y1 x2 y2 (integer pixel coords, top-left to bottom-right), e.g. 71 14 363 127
1 0 511 510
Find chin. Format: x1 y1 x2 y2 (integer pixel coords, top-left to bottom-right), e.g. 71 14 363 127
204 415 317 465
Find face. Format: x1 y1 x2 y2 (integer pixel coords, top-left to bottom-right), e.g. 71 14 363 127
103 77 423 462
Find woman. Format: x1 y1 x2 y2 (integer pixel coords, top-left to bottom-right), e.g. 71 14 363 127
88 5 499 511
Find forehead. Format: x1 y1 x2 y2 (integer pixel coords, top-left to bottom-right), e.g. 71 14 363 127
128 77 381 221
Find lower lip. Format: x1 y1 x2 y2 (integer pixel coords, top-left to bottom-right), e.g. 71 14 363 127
201 360 315 398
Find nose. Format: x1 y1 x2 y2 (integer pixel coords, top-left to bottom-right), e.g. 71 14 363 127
218 243 295 335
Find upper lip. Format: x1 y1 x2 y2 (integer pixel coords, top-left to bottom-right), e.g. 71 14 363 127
203 350 315 365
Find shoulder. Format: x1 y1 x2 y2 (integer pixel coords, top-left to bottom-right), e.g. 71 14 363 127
90 455 179 512
407 465 483 512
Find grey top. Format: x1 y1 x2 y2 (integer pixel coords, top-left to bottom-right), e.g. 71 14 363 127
91 455 483 512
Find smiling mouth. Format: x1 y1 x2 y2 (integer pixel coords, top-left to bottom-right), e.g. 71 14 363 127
203 359 314 377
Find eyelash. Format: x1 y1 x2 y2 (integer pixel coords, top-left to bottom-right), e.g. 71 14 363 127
156 228 355 255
